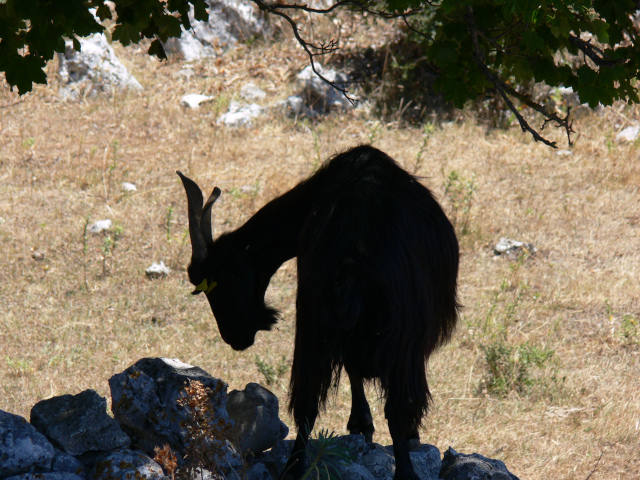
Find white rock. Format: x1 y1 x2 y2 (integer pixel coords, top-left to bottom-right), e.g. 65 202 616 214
163 0 270 61
175 66 195 79
556 149 573 156
217 101 262 127
160 358 194 369
493 238 537 256
616 125 640 142
121 182 137 192
277 95 308 118
145 261 171 279
58 33 142 98
166 30 217 62
181 94 215 109
494 238 523 253
240 83 266 101
296 64 352 113
88 219 112 234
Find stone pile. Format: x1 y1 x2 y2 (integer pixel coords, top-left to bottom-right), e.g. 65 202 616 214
0 358 520 480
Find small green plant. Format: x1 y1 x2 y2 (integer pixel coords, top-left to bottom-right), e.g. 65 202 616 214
81 212 92 289
412 122 435 174
5 357 33 375
101 223 123 277
366 121 382 145
620 314 638 344
482 274 529 338
301 429 354 480
481 341 555 396
165 206 175 244
311 129 322 168
442 169 476 235
22 137 36 148
255 355 289 386
102 135 120 200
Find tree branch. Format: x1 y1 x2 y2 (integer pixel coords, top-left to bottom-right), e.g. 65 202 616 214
569 35 626 67
465 6 573 148
252 0 356 103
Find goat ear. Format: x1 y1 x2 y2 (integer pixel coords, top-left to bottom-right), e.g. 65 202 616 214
177 171 208 261
200 187 221 248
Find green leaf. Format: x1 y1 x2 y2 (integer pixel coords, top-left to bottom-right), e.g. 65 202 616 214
429 40 459 68
155 13 182 40
96 4 112 21
112 23 140 46
3 54 48 94
522 30 545 53
550 17 571 38
148 39 167 60
193 0 209 22
591 19 609 43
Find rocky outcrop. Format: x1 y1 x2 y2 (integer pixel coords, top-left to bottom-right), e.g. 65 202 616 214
0 358 521 480
163 0 270 61
58 33 143 99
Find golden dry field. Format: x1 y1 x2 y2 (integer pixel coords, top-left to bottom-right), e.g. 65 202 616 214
1 25 639 480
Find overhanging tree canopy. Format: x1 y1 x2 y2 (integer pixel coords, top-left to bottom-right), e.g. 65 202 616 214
2 0 640 147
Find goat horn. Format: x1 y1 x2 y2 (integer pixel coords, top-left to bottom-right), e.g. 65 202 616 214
200 186 221 248
177 171 208 261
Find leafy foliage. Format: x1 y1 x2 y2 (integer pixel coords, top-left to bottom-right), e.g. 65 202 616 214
2 0 640 145
0 0 207 94
393 0 640 145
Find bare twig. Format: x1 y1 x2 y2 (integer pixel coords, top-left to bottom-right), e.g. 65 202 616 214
584 450 604 480
251 0 420 105
252 0 355 103
569 35 626 67
465 6 573 148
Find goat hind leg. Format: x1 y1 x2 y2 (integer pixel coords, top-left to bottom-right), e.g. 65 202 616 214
281 401 318 480
346 371 375 442
385 397 420 480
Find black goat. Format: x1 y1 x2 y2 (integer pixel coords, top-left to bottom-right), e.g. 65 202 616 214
178 145 459 480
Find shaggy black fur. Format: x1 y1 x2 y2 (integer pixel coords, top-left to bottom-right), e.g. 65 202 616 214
179 145 459 480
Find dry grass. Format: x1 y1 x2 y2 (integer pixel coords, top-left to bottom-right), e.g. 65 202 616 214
1 27 639 480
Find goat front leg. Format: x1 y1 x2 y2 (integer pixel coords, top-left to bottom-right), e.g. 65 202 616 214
346 370 375 442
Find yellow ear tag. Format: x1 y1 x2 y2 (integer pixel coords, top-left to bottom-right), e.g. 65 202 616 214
195 279 217 294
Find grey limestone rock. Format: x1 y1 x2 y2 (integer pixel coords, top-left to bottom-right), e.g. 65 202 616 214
440 447 521 480
0 410 57 478
108 357 240 471
226 383 288 455
360 444 396 480
163 0 270 61
493 238 536 258
58 33 142 99
90 449 168 480
410 444 442 480
30 389 130 457
3 474 85 480
296 64 352 115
